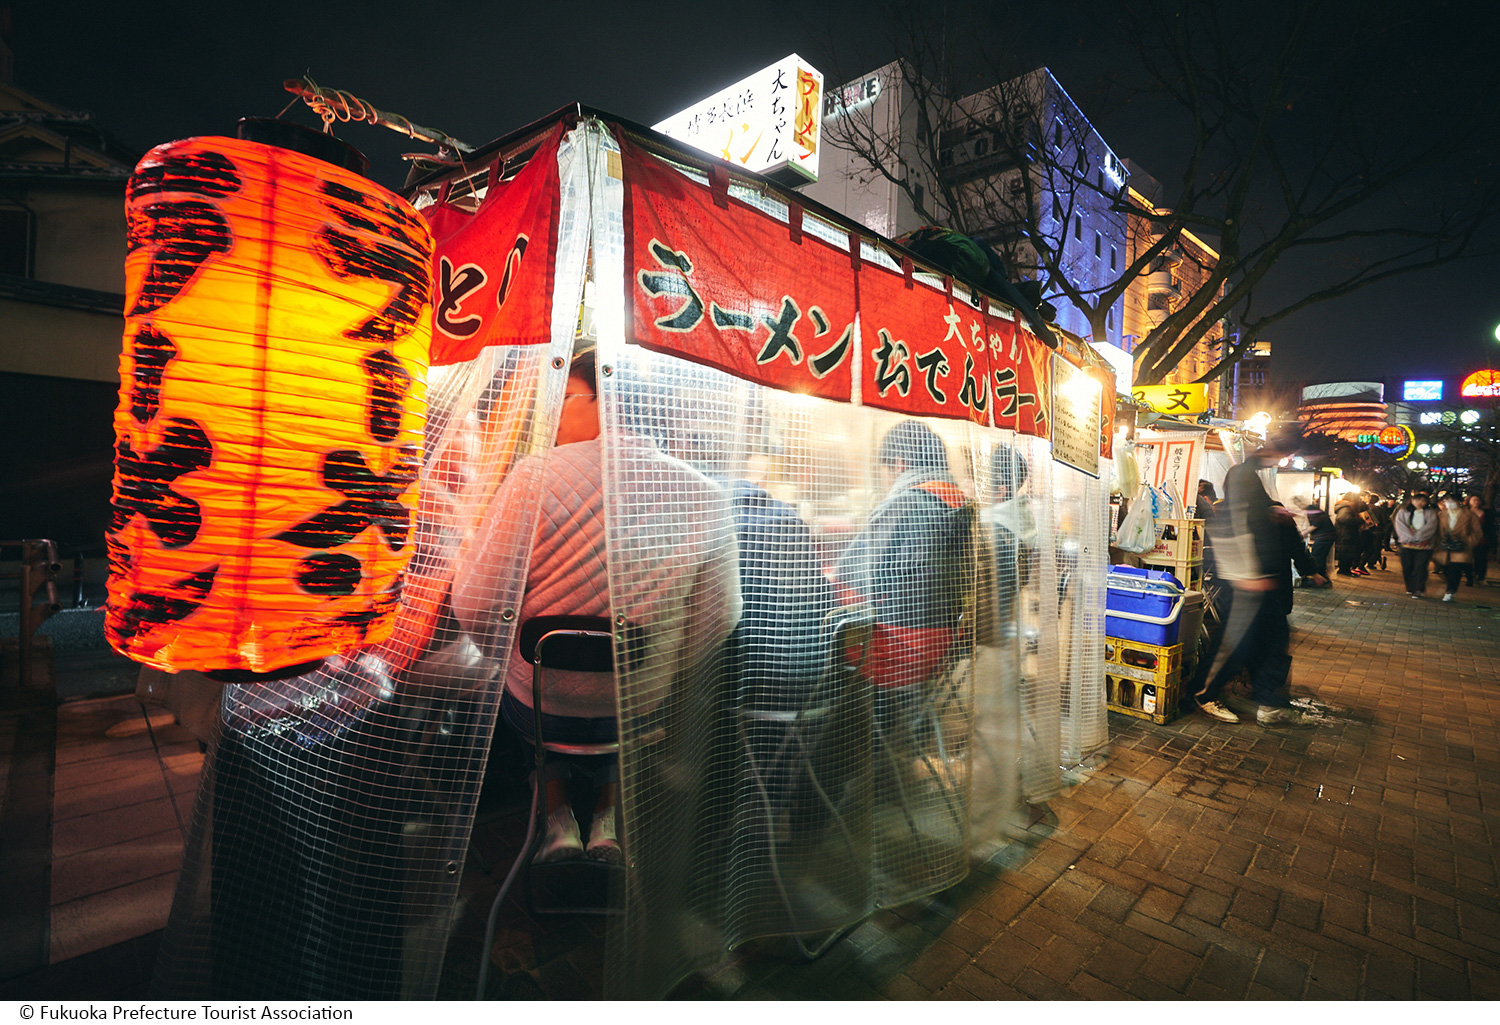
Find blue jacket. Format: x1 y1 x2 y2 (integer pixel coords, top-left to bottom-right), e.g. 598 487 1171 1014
729 481 837 704
833 470 976 630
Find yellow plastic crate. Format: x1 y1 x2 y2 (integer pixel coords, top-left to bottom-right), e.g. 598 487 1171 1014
1106 671 1181 724
1141 518 1204 563
1104 637 1184 682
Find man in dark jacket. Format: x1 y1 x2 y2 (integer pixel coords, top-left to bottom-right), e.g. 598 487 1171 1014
1304 498 1336 580
833 420 976 692
1194 426 1324 727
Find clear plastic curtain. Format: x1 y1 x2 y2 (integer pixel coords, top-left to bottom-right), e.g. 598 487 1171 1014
1058 461 1111 766
591 123 992 996
150 126 593 999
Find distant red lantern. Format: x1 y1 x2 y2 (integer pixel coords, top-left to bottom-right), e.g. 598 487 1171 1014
105 127 432 676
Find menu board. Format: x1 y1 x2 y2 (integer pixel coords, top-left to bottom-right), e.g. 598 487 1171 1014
1050 352 1102 478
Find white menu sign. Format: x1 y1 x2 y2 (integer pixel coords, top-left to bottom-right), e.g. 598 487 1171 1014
1050 353 1103 478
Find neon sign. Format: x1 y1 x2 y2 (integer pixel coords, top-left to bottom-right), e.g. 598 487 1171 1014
1402 380 1443 401
1461 369 1500 398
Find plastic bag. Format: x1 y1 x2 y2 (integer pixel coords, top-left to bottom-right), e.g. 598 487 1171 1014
1116 485 1160 553
1114 438 1140 497
1160 479 1181 518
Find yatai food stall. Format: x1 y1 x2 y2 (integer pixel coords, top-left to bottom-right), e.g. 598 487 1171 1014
108 104 1116 999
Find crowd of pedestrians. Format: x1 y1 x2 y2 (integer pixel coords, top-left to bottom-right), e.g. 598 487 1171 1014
1192 429 1497 731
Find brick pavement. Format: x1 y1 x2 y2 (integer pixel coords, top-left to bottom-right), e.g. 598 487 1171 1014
8 561 1500 999
558 562 1500 999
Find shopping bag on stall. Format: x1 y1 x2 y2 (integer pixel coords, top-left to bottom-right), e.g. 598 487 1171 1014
1114 438 1140 498
1116 484 1160 553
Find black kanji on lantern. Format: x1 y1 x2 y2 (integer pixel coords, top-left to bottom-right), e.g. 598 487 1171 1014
127 326 179 425
111 418 214 549
297 552 363 596
127 153 241 315
116 565 218 633
316 180 430 342
276 445 420 553
362 349 413 444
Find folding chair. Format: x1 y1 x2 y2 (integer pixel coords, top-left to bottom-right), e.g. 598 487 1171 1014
735 606 874 958
476 614 622 997
870 613 973 885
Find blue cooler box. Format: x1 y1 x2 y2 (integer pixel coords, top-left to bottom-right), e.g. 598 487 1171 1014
1107 565 1186 645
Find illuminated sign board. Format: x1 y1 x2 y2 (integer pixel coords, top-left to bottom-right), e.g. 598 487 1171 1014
1355 424 1413 458
653 54 824 185
1461 369 1500 398
823 73 882 118
1132 383 1209 415
1418 409 1480 425
1403 380 1443 401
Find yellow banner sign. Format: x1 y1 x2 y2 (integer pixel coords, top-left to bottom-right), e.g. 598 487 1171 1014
1132 383 1210 416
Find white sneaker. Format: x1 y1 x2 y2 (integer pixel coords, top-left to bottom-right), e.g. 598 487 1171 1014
1443 593 1454 602
535 806 584 863
1197 700 1240 723
1257 706 1314 728
585 805 623 864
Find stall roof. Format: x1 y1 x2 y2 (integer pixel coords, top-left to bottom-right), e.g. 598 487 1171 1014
405 104 1114 373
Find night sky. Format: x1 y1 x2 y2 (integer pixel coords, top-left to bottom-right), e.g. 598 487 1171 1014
11 0 1497 394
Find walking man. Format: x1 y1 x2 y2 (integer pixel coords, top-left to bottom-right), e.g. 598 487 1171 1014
1195 425 1324 727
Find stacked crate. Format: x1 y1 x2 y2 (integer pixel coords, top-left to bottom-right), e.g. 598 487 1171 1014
1105 637 1183 724
1139 517 1204 593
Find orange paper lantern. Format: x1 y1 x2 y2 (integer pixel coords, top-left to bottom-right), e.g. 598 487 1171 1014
105 126 432 676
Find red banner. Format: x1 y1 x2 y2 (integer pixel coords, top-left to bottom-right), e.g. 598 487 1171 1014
623 136 858 404
621 134 1114 455
854 265 985 425
421 125 563 365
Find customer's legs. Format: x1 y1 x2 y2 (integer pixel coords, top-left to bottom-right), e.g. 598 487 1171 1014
1246 604 1293 709
1198 588 1265 704
1466 545 1489 585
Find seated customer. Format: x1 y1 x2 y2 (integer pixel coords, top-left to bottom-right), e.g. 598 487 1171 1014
832 420 977 694
454 350 740 863
982 442 1036 637
728 468 838 709
454 350 617 862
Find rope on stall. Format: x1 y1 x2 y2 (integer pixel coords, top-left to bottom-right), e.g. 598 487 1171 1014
283 77 476 155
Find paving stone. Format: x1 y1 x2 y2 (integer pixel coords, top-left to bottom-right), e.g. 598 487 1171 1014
1179 885 1232 925
971 932 1041 984
1012 967 1079 1000
1416 956 1471 999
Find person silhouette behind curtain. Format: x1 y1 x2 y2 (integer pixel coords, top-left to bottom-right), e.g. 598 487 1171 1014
833 421 977 746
